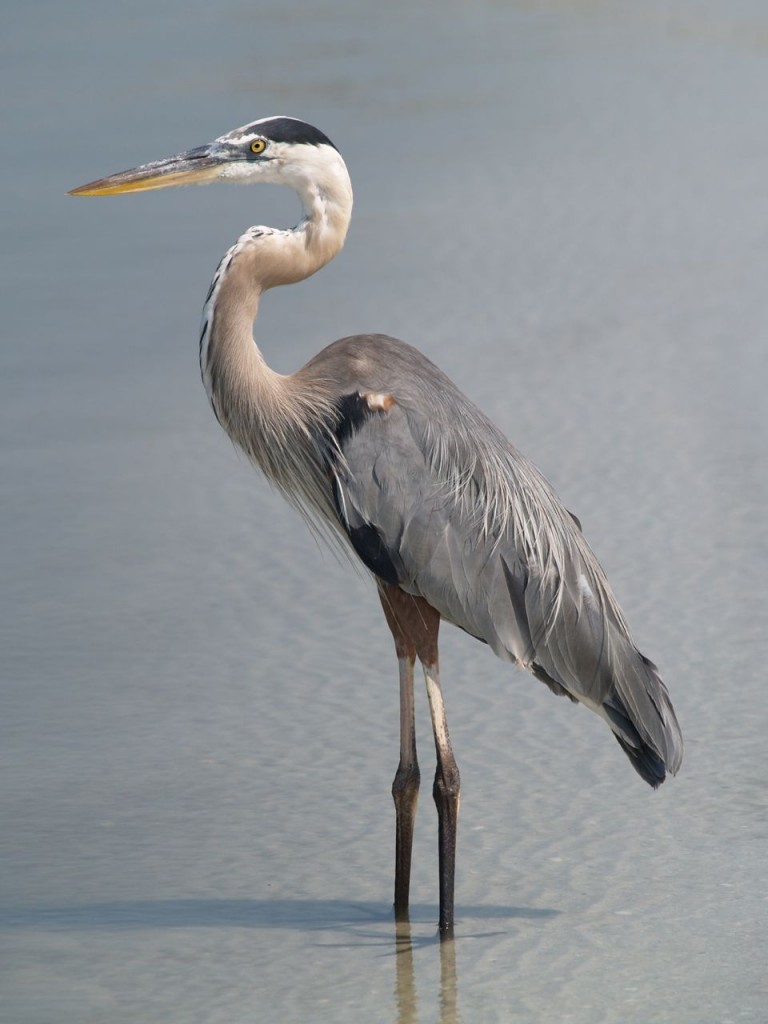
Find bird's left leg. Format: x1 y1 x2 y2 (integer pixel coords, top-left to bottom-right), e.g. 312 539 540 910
422 654 460 937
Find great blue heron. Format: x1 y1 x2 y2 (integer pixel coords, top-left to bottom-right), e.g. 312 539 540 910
70 115 683 936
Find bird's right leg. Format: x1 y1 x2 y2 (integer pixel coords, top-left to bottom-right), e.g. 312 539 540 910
392 649 420 917
378 583 421 919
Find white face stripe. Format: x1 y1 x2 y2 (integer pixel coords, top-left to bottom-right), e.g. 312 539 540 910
218 130 264 146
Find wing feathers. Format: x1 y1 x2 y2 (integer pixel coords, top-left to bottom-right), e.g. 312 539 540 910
327 359 682 787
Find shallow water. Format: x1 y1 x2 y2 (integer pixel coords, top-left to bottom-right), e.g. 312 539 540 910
2 1 767 1021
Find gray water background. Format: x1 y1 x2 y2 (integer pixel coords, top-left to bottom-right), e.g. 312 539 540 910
2 1 767 1021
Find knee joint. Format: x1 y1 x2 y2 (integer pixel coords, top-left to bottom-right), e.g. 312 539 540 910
392 764 420 802
433 766 460 803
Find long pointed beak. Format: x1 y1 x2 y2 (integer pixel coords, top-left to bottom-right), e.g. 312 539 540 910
68 144 226 196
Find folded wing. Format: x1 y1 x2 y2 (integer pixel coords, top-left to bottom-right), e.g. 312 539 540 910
330 390 683 787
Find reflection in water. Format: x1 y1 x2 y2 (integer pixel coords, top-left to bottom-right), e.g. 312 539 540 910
438 933 459 1024
395 919 418 1023
394 916 460 1024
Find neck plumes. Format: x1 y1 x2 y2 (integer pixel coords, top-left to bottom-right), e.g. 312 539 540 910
198 148 353 520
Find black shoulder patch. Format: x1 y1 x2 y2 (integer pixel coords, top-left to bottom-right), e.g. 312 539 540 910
347 522 400 586
328 391 400 584
329 475 400 586
334 392 375 447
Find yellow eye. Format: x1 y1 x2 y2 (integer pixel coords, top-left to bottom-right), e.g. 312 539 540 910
250 138 267 154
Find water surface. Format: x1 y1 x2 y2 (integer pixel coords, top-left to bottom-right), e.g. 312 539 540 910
2 1 766 1021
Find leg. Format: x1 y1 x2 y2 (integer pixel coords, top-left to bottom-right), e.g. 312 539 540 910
378 584 422 918
423 659 460 937
392 651 419 917
379 584 456 932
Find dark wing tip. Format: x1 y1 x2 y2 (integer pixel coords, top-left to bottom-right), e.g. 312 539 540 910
604 681 683 788
612 733 669 789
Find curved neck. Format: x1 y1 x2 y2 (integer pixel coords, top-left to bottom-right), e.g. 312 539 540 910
198 155 352 499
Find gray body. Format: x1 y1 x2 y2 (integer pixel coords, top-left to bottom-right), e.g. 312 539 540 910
70 115 683 935
303 332 681 787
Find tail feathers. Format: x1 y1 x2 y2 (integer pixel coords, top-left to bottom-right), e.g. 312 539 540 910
607 712 669 788
603 668 683 789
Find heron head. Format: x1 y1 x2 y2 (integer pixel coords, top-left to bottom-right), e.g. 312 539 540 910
69 116 347 198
